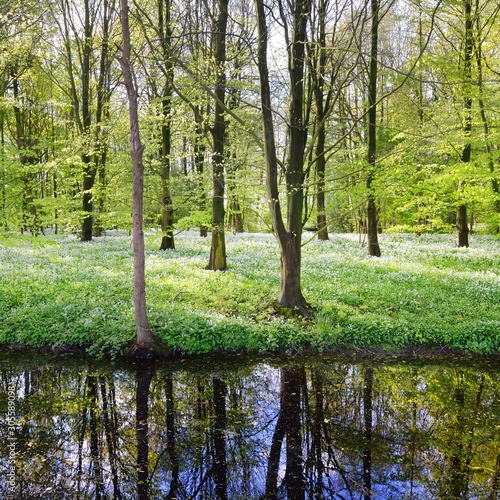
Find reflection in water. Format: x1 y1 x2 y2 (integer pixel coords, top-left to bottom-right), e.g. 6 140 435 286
362 367 373 500
1 354 500 499
136 363 154 500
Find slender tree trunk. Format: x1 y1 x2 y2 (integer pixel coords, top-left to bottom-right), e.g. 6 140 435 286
159 0 175 250
456 0 473 248
226 63 244 234
313 0 329 241
119 0 155 350
93 0 111 238
316 129 328 240
81 0 95 241
366 0 381 257
207 0 229 270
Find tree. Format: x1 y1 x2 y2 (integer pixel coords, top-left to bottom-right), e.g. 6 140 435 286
118 0 156 351
134 0 176 250
455 0 473 248
308 0 330 241
366 0 382 256
254 0 311 314
206 0 229 271
157 0 175 250
49 0 116 241
225 0 256 234
0 0 55 235
264 367 305 499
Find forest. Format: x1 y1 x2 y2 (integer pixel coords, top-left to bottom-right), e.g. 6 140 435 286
1 0 500 355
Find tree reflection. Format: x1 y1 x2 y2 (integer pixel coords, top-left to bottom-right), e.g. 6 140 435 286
87 376 104 499
135 361 155 500
2 356 500 499
436 371 485 499
213 376 228 500
99 375 122 499
264 367 305 500
362 367 373 500
165 373 179 499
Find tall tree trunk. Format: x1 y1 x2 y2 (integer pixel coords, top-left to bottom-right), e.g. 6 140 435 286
159 0 175 250
226 61 244 234
456 0 473 248
313 0 329 241
93 0 112 238
254 0 311 315
119 0 155 350
366 0 381 257
81 0 95 241
316 128 328 240
206 0 229 270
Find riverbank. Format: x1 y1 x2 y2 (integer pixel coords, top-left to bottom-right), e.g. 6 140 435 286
1 230 499 357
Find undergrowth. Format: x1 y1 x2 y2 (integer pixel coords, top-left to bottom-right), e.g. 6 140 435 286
0 230 499 356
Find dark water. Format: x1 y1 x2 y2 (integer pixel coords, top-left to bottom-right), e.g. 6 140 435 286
1 352 500 499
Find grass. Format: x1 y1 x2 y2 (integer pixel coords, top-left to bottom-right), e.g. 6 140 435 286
0 230 499 357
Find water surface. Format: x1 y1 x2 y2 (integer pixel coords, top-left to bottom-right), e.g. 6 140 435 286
1 352 500 499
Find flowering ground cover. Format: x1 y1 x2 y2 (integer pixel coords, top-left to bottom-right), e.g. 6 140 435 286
1 230 499 356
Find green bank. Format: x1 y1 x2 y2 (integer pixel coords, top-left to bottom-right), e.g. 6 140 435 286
1 231 499 357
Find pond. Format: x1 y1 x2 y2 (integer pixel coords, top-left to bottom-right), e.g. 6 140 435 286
1 352 500 499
